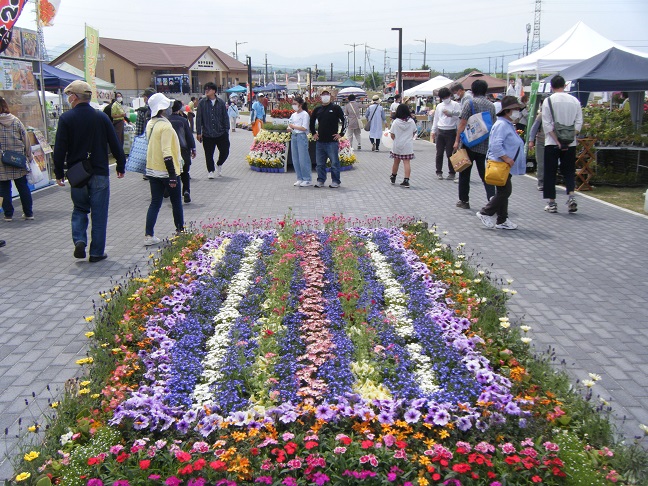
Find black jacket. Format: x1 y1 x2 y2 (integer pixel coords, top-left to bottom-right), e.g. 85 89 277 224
53 103 126 179
169 113 196 151
310 103 346 142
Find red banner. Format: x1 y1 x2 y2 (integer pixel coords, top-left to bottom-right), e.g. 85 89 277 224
0 0 29 54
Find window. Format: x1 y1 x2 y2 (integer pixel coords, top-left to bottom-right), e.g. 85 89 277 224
110 69 115 84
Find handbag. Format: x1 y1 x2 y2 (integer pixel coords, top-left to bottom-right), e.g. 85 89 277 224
125 134 148 174
547 97 575 145
364 104 378 132
66 113 98 188
485 147 520 186
450 148 472 173
26 159 44 185
1 150 29 170
460 99 493 148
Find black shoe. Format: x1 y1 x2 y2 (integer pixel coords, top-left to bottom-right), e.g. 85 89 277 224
74 241 86 259
456 200 470 209
0 240 5 248
142 175 149 180
390 174 397 184
184 192 191 203
400 179 410 188
89 254 108 263
437 173 444 180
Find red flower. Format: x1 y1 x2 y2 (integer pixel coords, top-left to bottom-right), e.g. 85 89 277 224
209 460 227 471
395 441 407 449
250 447 260 456
432 473 441 481
452 463 471 474
116 452 130 463
304 441 319 450
87 457 101 466
175 451 192 463
361 440 374 449
532 476 543 483
487 471 497 479
178 464 194 475
193 458 206 471
339 436 352 446
505 455 521 464
284 442 298 455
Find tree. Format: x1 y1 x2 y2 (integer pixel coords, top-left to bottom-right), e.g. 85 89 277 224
458 67 480 77
365 72 383 90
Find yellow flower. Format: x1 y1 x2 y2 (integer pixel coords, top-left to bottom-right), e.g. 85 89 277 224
76 357 94 365
84 332 95 338
15 472 30 482
78 388 90 395
84 316 95 322
23 451 39 461
50 401 59 409
438 429 450 439
91 394 101 399
80 380 91 386
27 425 39 432
418 476 430 485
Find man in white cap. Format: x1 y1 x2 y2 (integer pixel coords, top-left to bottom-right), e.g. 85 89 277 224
53 80 125 263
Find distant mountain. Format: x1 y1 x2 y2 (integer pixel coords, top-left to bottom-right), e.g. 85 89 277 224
246 41 527 77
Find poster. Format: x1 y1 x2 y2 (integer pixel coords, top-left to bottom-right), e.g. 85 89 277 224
1 27 39 59
32 128 52 154
21 30 37 58
0 59 35 90
155 74 190 94
3 26 22 58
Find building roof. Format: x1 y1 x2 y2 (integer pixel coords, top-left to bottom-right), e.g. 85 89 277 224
51 38 247 71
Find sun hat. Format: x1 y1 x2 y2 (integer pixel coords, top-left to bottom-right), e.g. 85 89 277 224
64 80 92 95
148 93 171 115
140 88 156 98
372 95 380 101
497 95 525 116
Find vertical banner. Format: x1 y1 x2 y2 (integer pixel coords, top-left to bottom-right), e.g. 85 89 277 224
84 24 99 103
0 0 29 54
38 0 61 26
524 81 540 148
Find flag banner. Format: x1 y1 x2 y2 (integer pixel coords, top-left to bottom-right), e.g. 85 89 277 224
38 0 61 26
0 0 29 54
85 24 99 103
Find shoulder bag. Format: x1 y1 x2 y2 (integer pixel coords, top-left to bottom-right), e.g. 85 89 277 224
66 113 98 188
547 97 575 145
349 102 363 130
0 120 29 169
459 99 493 148
364 104 378 132
485 147 520 186
125 119 160 174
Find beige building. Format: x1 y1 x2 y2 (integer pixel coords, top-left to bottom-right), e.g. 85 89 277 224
51 38 248 99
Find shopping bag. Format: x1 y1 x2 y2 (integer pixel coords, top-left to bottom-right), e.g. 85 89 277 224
484 160 510 186
123 124 135 155
460 99 493 148
26 159 44 185
450 149 472 173
381 129 393 149
125 133 148 174
252 119 263 137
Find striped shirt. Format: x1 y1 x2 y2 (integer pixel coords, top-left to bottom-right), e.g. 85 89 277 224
459 96 496 155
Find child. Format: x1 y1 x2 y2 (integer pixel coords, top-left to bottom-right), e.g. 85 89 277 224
389 104 417 188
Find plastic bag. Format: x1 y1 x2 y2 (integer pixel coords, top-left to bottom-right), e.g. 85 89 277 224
26 159 44 185
381 129 393 149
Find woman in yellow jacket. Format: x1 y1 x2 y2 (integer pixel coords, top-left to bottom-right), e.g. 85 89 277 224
144 93 184 246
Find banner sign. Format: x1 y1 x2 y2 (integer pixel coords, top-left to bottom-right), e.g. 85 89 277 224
84 24 99 103
0 0 28 54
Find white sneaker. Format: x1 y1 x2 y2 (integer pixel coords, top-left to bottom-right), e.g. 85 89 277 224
476 211 496 229
208 172 215 179
144 235 162 246
313 181 325 187
300 181 312 187
217 166 222 177
293 180 302 186
495 219 518 230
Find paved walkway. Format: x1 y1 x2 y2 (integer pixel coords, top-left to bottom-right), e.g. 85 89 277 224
1 126 647 479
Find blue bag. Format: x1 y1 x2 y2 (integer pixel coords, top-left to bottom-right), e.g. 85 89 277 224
460 99 493 148
124 133 148 174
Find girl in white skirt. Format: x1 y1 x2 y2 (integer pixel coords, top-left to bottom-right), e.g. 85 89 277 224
389 104 417 188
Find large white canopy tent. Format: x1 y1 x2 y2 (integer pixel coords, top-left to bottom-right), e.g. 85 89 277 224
403 75 453 97
508 21 648 77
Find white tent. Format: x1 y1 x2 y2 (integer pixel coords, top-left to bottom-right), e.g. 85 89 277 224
508 21 648 76
403 75 453 96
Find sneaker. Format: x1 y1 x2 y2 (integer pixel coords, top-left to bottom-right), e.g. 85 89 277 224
537 186 543 191
329 182 340 188
22 214 34 220
371 143 376 152
142 175 149 180
567 197 578 213
456 200 470 209
0 240 5 248
299 181 312 187
74 241 86 259
293 180 302 186
544 202 558 213
3 216 12 222
495 219 518 230
357 145 361 151
313 181 325 188
390 174 397 184
208 172 215 179
375 147 380 152
446 174 456 181
476 211 496 229
184 192 191 203
144 235 162 246
437 174 444 180
217 166 222 177
400 179 410 188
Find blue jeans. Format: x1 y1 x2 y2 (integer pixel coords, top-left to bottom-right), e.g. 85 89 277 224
71 174 110 257
146 176 184 237
291 133 311 182
315 141 340 185
0 176 33 218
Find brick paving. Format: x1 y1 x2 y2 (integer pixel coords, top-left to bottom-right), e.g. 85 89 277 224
1 125 647 479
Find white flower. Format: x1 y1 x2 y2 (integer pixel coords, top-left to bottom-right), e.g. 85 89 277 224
639 424 648 434
502 288 510 293
457 242 466 247
582 379 595 388
520 337 532 344
478 271 485 276
500 321 511 329
473 278 482 283
506 279 514 284
588 373 601 382
510 290 518 295
520 325 532 332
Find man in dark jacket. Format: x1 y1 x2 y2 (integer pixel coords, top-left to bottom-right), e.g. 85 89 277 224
196 82 230 178
53 80 126 263
309 90 346 188
169 100 196 203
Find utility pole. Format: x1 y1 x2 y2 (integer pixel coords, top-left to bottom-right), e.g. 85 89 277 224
383 49 387 90
246 56 252 110
501 55 504 76
347 51 352 78
526 23 532 56
391 27 403 95
308 67 312 97
345 43 360 79
415 38 426 69
488 57 491 75
330 63 333 82
315 63 318 81
363 43 367 87
531 0 542 53
264 54 268 86
235 40 247 61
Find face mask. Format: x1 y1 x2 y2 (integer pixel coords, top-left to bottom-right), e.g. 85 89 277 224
510 110 521 121
292 104 299 111
453 94 460 100
442 98 451 104
321 95 330 104
116 97 123 103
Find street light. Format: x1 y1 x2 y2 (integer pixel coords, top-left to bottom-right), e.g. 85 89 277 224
235 40 247 60
347 50 352 78
415 38 426 69
525 24 531 56
391 28 402 96
345 43 360 79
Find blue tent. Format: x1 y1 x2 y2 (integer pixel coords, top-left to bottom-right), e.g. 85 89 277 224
254 82 285 92
41 64 83 91
226 85 246 93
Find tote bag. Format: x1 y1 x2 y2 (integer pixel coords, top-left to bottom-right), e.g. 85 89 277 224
125 133 148 174
460 99 493 148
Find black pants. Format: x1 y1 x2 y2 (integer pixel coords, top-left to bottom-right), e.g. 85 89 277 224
458 148 495 203
435 129 456 175
202 134 230 173
480 174 512 224
543 145 576 200
370 137 381 149
180 147 191 195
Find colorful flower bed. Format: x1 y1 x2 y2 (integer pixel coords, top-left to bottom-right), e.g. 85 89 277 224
13 218 647 485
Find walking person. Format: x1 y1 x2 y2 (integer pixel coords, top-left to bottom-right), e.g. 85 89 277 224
365 95 386 151
227 101 239 133
143 93 184 246
476 96 527 230
309 90 346 188
196 82 230 179
541 75 583 213
431 87 461 180
169 100 196 203
187 96 197 132
389 104 417 188
389 93 401 119
453 79 496 209
53 81 126 262
528 103 545 191
287 96 312 187
0 97 34 222
343 94 362 151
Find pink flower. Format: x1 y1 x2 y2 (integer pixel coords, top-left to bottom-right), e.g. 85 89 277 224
312 472 330 485
543 441 560 452
110 445 124 455
393 449 407 459
383 434 396 447
282 432 295 441
500 443 516 454
282 479 297 486
334 447 347 454
87 480 103 486
165 477 182 486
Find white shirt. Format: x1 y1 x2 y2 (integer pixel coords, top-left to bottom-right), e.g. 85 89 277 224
390 101 400 115
288 110 309 132
389 118 417 155
541 92 583 147
432 99 461 131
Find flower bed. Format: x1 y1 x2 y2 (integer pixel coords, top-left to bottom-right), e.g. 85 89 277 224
13 219 645 485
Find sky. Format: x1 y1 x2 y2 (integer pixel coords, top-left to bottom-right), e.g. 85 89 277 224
15 0 648 72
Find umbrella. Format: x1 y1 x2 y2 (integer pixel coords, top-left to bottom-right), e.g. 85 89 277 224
226 85 246 93
337 87 367 97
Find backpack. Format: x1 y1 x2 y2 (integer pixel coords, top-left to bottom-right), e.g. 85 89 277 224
103 101 114 122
